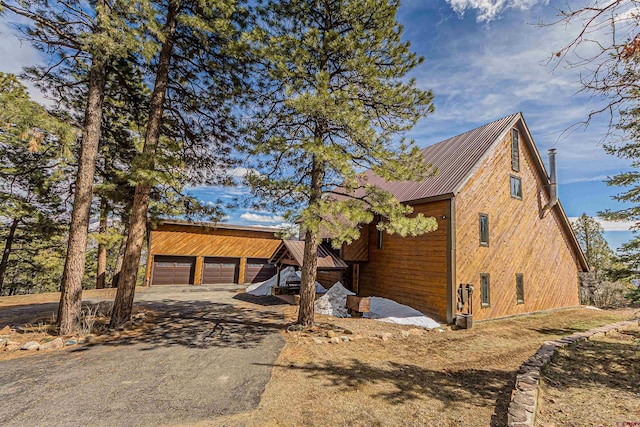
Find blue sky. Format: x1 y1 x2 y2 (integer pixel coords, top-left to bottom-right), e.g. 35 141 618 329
1 0 637 250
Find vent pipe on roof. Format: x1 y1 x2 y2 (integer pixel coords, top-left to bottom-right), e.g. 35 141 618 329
542 149 558 213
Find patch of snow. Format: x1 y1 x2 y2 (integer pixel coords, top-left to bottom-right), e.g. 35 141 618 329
314 282 355 318
364 297 440 329
246 267 327 296
583 305 602 311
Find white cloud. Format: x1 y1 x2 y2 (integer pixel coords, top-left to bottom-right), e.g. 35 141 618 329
561 175 610 185
445 0 546 22
569 217 636 232
240 212 284 223
229 167 260 178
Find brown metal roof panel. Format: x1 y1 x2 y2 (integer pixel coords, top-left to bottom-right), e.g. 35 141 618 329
355 113 519 203
281 240 348 269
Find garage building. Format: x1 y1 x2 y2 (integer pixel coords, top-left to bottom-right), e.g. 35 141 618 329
146 220 283 286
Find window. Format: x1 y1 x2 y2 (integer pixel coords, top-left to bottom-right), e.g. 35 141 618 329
510 175 522 199
479 214 489 246
480 274 490 307
377 215 383 249
511 128 520 172
516 273 524 304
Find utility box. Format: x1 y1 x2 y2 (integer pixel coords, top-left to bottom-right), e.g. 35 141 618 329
456 313 473 329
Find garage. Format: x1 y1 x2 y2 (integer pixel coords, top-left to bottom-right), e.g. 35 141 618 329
151 255 195 285
244 258 277 284
203 257 240 284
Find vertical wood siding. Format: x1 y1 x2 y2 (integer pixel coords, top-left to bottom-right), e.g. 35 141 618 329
455 126 581 321
358 200 450 320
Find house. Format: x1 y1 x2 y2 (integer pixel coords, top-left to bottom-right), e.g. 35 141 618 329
146 112 588 323
338 112 589 322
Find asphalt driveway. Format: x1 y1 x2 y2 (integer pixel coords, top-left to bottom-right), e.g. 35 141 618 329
0 286 286 426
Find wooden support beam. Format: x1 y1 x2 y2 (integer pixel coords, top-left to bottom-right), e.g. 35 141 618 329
239 257 247 284
194 256 204 285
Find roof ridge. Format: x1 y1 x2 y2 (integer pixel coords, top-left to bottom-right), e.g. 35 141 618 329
421 112 520 153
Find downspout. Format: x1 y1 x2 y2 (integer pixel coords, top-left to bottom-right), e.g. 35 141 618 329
542 149 558 213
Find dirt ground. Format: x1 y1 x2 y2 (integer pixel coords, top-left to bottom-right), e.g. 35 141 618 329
210 306 638 427
536 323 640 427
2 290 638 426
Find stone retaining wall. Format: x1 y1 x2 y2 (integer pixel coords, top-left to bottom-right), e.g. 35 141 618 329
507 319 639 427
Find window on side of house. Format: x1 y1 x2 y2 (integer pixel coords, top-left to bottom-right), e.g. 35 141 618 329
480 273 490 307
516 273 524 304
511 128 520 172
510 175 522 199
479 214 489 246
377 215 383 249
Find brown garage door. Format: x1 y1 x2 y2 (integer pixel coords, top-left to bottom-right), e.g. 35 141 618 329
244 258 277 284
151 255 195 285
203 257 239 284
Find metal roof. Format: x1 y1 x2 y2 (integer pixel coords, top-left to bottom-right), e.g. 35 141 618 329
156 219 282 234
270 240 348 270
354 113 521 203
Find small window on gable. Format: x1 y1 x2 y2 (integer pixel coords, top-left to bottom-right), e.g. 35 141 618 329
479 214 489 246
516 273 524 304
510 175 522 199
377 215 383 250
511 128 520 172
480 274 490 307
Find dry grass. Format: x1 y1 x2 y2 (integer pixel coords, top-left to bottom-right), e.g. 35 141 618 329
536 324 640 427
209 307 637 427
0 288 118 308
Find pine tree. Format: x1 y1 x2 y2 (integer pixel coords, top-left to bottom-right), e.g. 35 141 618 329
0 72 75 295
1 0 141 333
245 0 437 327
110 0 245 326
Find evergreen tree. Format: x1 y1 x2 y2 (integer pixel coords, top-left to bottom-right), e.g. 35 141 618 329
110 0 246 326
1 0 141 333
245 0 437 327
572 213 613 275
0 72 75 295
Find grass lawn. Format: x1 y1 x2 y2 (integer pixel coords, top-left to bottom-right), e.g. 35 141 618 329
212 306 638 427
536 323 640 427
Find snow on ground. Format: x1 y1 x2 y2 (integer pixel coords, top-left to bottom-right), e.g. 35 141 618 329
314 282 440 329
314 282 354 318
364 297 440 329
246 267 327 296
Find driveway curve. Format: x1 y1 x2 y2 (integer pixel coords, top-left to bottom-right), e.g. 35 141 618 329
0 286 286 427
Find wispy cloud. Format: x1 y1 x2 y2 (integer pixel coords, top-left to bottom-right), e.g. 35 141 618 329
561 175 610 185
444 0 547 22
239 212 284 223
569 216 636 232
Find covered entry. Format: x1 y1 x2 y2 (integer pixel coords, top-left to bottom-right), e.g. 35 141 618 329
151 255 195 285
202 257 240 284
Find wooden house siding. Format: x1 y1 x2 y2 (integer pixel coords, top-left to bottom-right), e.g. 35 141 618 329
454 126 581 321
148 224 281 285
358 200 450 320
341 226 369 262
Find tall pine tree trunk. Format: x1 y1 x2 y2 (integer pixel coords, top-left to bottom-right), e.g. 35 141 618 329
58 54 108 335
110 0 178 327
96 198 108 289
0 218 19 295
297 155 324 328
111 235 126 288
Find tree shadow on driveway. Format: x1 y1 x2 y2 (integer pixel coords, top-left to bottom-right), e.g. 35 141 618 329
84 299 286 351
